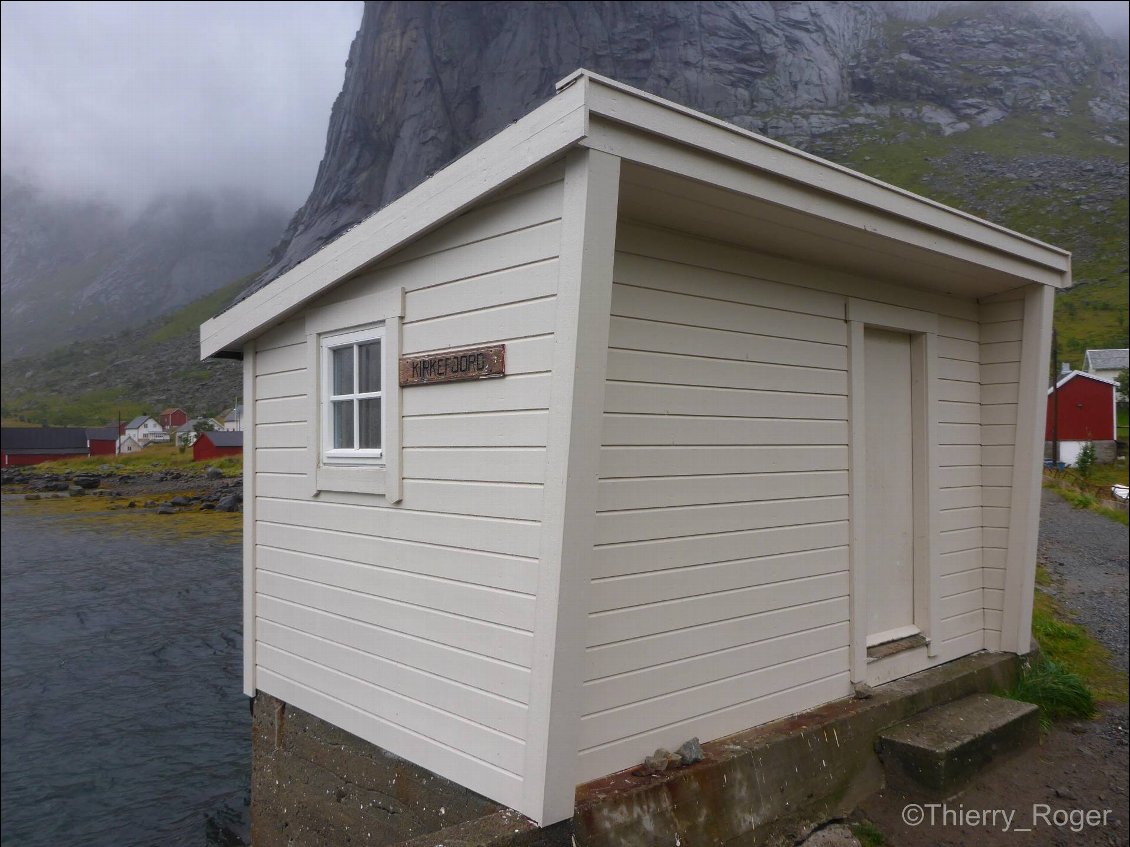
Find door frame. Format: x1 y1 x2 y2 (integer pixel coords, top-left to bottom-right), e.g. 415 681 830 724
846 298 942 684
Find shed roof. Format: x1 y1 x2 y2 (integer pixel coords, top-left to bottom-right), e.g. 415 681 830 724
201 70 1072 359
1 427 88 452
1047 370 1117 394
1084 348 1129 372
85 426 119 441
201 430 243 448
124 415 156 430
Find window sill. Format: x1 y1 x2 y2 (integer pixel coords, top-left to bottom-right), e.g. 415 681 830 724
314 464 388 496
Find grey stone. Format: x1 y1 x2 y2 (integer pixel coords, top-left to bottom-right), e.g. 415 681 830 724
676 737 705 765
156 505 177 515
71 474 101 489
170 496 192 506
853 682 874 700
205 466 224 480
801 823 861 846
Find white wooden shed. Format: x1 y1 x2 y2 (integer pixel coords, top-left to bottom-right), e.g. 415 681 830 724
201 70 1069 826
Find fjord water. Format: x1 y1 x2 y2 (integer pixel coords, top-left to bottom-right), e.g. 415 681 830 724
1 503 248 846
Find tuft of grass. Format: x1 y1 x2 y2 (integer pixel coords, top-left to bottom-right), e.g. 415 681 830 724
1007 657 1095 729
851 820 886 847
1028 570 1128 704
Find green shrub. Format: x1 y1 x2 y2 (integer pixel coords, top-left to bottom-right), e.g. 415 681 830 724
1075 441 1097 480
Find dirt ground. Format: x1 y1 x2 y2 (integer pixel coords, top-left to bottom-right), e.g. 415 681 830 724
855 706 1128 846
855 489 1129 847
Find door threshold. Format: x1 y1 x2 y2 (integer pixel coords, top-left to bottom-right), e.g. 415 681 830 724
867 632 928 661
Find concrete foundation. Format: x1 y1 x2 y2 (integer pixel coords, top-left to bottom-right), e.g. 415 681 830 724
1044 439 1118 465
251 652 1021 846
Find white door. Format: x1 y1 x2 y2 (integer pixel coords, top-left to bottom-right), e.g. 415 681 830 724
863 328 917 646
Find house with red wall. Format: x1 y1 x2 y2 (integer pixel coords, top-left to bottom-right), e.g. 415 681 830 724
193 430 242 462
1045 370 1117 465
159 408 189 429
1 427 89 466
85 426 120 456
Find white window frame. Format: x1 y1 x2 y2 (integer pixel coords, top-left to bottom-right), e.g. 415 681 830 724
320 325 385 465
303 286 404 502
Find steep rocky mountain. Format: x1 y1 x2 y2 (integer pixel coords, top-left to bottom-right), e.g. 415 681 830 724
1 175 288 360
250 0 1126 369
258 1 1126 278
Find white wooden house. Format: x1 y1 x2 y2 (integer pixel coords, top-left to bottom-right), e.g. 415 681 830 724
124 415 165 444
201 71 1068 826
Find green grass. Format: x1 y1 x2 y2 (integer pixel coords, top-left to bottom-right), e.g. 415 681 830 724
0 388 148 428
1007 658 1095 729
1029 569 1128 705
851 820 886 847
29 443 242 478
146 272 255 344
1044 473 1130 527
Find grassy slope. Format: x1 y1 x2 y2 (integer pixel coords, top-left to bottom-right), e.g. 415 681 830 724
0 273 252 426
832 96 1129 370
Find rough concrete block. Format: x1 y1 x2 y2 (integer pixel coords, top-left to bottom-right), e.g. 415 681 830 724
877 693 1040 793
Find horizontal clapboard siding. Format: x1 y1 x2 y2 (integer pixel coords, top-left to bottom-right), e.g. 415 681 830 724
250 171 566 796
580 225 1003 780
580 234 856 782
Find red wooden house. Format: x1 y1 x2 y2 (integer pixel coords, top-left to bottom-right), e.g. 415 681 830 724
193 430 242 461
159 408 189 429
85 426 120 456
1 427 89 466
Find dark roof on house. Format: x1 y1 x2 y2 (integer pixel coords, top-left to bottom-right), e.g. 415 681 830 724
160 407 186 415
85 426 119 441
201 430 243 448
125 415 155 430
1 427 88 454
1085 348 1129 372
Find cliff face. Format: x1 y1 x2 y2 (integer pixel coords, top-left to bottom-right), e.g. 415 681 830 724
256 0 1127 290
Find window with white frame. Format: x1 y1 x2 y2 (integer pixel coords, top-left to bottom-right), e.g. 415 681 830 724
321 325 384 464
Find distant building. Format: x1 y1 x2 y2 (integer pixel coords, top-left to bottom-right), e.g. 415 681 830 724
85 426 119 456
123 415 164 444
1 427 88 466
193 430 242 461
220 405 244 432
1046 370 1118 465
174 418 223 447
159 408 190 429
117 435 143 454
1084 348 1128 400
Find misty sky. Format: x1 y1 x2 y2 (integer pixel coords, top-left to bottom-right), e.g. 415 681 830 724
1 1 1126 218
1 1 363 214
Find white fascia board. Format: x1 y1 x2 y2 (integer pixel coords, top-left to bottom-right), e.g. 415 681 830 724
200 82 589 358
563 70 1071 286
1047 370 1118 394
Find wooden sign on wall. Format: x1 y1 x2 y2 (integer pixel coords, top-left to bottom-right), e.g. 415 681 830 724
399 344 506 387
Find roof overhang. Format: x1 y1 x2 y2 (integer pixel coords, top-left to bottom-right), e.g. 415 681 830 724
1048 370 1118 394
202 70 1072 358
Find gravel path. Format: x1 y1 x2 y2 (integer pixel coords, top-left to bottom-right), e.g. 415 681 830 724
1038 487 1130 670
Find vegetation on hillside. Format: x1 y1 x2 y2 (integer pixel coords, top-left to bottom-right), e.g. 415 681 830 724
0 273 252 425
831 101 1128 370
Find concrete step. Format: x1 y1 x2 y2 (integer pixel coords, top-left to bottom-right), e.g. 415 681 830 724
877 693 1040 794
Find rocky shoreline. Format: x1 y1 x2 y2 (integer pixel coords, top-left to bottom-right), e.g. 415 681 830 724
1 466 243 514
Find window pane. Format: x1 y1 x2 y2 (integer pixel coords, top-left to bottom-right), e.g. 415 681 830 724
358 340 381 393
358 398 381 450
332 400 354 449
332 346 354 395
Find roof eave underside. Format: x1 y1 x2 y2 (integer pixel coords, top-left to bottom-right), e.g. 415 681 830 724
202 71 1071 358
